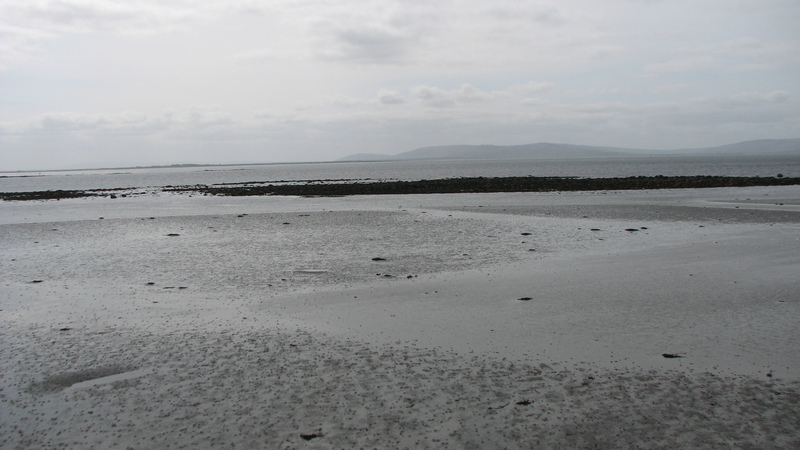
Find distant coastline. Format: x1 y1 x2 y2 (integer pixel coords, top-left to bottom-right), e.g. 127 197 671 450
338 138 800 162
2 138 798 174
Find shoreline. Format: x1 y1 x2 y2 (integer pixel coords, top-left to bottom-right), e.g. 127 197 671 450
2 174 799 201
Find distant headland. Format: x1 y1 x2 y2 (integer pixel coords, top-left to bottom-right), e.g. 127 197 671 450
338 139 800 162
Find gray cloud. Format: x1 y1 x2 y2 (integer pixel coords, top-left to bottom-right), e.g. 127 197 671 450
1 0 798 170
2 0 207 34
378 89 405 105
411 84 496 108
486 5 564 26
312 23 415 64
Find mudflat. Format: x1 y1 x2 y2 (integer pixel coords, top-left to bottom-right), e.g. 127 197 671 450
2 186 799 448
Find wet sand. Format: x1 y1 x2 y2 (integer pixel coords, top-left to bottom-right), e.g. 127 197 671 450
2 186 799 448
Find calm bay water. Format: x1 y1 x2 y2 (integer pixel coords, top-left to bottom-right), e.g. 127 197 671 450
1 155 798 193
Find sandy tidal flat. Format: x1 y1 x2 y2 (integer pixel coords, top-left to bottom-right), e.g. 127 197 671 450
2 187 800 448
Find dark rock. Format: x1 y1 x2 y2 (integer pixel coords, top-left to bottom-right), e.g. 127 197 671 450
662 353 683 358
521 232 532 236
518 297 533 301
31 280 44 283
516 400 533 406
372 257 387 261
301 434 323 441
167 233 180 237
162 175 800 198
59 327 72 332
625 228 639 232
7 175 800 202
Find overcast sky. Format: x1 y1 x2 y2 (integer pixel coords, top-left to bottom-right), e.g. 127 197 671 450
1 0 798 170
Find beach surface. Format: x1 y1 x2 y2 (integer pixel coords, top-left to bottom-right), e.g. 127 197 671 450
2 186 800 448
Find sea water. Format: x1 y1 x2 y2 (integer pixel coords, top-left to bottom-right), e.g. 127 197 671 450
1 155 798 193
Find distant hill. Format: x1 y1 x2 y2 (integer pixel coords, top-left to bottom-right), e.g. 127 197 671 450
338 139 800 162
679 139 800 156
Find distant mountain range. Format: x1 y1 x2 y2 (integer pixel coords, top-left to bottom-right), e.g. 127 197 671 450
338 139 800 162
